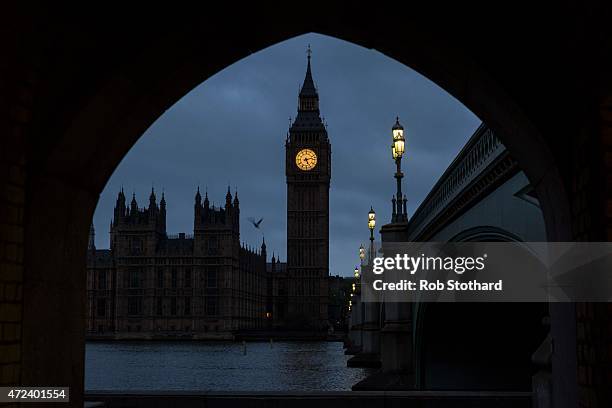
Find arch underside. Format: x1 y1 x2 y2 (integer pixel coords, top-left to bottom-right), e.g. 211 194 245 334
414 223 547 390
9 7 585 406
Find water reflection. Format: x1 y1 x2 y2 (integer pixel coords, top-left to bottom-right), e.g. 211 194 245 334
85 341 374 391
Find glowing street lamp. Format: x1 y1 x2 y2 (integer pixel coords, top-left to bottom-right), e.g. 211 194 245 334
368 207 376 261
354 266 360 279
359 244 366 262
391 117 407 222
368 207 376 230
392 117 405 159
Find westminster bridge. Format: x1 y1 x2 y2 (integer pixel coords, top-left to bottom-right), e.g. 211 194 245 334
346 125 551 404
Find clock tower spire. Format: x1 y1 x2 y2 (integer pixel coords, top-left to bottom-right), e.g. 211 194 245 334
284 47 331 331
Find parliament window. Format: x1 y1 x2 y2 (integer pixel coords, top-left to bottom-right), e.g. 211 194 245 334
157 269 164 288
208 236 219 255
207 269 217 288
185 268 191 288
171 268 177 288
98 270 107 290
206 297 217 316
127 297 140 316
131 238 143 254
156 298 163 316
170 297 177 315
96 298 106 317
129 269 140 288
184 297 191 316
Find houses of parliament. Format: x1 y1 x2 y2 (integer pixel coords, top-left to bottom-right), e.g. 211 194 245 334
86 51 333 338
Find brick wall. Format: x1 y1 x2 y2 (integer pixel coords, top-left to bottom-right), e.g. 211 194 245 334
574 94 612 408
0 173 25 406
576 303 611 408
0 65 31 407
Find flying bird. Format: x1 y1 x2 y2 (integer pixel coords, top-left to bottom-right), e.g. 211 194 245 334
248 217 264 229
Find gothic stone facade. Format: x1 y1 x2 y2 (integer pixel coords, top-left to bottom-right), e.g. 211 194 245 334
86 188 270 338
284 53 331 330
87 54 332 336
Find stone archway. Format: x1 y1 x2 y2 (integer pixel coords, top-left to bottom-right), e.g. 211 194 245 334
5 6 602 407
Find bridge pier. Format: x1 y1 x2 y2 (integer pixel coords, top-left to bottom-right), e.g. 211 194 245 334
345 295 363 355
380 302 414 381
347 300 381 368
353 222 414 390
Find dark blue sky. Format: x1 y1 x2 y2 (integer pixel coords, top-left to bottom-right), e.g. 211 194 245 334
92 33 480 276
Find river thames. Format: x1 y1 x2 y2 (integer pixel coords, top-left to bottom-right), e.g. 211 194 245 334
85 341 374 391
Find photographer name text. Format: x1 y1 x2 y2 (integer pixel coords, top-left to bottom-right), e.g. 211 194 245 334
372 279 503 292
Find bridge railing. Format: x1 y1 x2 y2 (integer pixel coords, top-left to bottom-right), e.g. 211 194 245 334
406 124 505 240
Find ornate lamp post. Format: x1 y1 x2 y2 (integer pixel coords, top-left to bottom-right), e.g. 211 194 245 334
368 207 376 262
366 118 411 381
391 117 407 222
358 244 365 292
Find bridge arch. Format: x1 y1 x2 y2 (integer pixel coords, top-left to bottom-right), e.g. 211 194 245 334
447 226 526 243
414 224 548 390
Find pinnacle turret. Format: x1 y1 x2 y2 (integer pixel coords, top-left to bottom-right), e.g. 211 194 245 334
149 187 157 209
226 186 232 208
130 193 138 213
160 191 166 210
291 45 324 131
195 187 201 206
299 45 318 99
261 236 267 260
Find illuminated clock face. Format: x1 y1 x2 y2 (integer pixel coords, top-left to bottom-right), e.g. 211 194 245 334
296 148 318 171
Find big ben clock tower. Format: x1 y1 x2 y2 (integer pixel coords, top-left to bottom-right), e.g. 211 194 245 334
285 48 330 330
